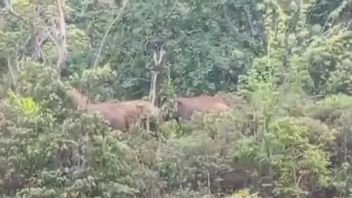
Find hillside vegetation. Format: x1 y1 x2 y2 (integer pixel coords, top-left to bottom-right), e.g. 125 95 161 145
1 0 352 197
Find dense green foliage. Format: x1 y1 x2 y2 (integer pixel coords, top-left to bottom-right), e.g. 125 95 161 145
1 0 352 197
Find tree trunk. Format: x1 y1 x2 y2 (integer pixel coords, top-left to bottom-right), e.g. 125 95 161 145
56 0 67 73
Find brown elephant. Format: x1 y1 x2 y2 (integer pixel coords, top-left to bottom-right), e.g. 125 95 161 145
67 88 159 131
173 95 230 121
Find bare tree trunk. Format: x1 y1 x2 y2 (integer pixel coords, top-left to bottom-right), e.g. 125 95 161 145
148 45 165 107
0 9 4 31
6 57 17 87
56 0 67 72
149 71 158 106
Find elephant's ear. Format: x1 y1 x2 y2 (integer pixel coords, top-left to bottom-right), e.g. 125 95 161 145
176 100 183 108
136 103 145 113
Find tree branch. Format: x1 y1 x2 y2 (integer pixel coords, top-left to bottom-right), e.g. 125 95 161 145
56 0 67 72
93 0 129 69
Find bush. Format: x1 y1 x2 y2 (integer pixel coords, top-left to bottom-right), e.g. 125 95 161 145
0 62 142 197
